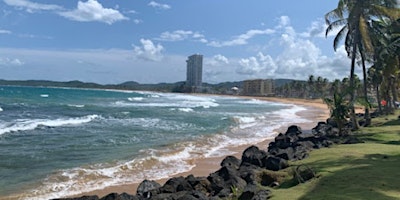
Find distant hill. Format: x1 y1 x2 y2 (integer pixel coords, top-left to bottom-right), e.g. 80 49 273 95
0 79 299 94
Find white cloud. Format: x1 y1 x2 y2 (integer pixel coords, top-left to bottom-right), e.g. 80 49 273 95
236 52 276 76
133 39 164 61
148 1 171 10
0 29 12 34
233 15 353 81
159 30 193 41
208 28 275 47
206 54 229 67
300 19 326 38
133 19 143 24
158 30 207 43
0 57 24 66
3 0 63 13
59 0 128 24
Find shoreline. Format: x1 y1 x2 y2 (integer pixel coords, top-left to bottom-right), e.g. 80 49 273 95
70 96 330 198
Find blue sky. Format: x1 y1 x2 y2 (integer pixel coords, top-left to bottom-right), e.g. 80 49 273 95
0 0 360 84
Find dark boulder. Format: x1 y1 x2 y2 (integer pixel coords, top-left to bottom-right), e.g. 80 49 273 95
241 146 268 167
273 133 292 149
238 162 262 184
176 191 208 200
52 196 99 200
221 155 241 169
160 176 193 193
251 190 272 200
263 156 288 171
186 175 211 193
286 125 302 135
100 193 138 200
136 179 161 198
207 166 247 195
342 136 364 144
238 183 258 200
238 183 272 200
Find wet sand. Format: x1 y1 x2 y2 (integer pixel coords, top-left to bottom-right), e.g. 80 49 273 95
71 96 330 198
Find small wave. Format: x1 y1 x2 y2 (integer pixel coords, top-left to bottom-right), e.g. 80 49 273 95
0 115 99 135
20 146 196 200
0 107 3 112
128 97 144 101
40 94 49 98
67 104 85 108
170 108 194 112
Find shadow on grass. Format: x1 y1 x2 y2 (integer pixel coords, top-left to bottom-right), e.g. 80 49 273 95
297 153 400 200
382 119 400 126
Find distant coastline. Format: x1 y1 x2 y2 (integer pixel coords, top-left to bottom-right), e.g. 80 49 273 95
0 79 296 95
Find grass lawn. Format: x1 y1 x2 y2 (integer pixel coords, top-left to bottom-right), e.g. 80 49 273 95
270 112 400 200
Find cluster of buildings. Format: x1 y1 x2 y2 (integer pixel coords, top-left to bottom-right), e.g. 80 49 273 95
185 54 274 96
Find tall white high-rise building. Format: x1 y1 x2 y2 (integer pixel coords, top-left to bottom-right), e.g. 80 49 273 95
186 54 203 90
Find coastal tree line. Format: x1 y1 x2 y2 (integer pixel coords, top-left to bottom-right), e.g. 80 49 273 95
276 0 400 130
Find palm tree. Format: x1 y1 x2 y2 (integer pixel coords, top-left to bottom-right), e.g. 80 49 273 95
324 87 351 135
368 66 383 113
325 0 398 129
370 17 400 113
308 75 315 98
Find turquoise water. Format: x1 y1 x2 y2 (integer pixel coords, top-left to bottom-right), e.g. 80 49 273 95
0 86 308 199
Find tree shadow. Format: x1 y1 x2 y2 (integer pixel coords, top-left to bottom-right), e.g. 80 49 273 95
382 119 400 126
296 153 400 200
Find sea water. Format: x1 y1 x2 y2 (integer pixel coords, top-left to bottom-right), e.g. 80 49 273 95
0 86 309 199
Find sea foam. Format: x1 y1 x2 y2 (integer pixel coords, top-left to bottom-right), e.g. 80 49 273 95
0 115 99 135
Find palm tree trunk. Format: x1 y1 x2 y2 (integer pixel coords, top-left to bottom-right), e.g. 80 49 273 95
350 43 360 130
361 53 371 126
376 84 382 113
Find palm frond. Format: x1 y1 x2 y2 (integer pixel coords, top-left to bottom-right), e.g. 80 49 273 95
333 26 349 51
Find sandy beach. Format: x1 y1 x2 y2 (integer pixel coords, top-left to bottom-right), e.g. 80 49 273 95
71 96 330 198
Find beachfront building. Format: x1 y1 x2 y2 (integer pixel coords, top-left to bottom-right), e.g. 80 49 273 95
242 79 275 96
186 54 203 92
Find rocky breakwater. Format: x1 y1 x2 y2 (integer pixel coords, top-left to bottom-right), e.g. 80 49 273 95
56 121 358 200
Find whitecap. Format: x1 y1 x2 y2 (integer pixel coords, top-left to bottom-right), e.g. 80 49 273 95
0 115 99 135
40 94 49 98
177 108 194 112
128 97 144 101
67 104 85 108
0 107 3 112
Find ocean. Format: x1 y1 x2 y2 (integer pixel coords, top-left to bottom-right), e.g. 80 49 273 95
0 86 310 199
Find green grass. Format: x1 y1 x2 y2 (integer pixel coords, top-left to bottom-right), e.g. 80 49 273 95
269 111 400 200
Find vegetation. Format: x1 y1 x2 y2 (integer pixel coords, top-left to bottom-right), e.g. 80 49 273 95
269 111 400 200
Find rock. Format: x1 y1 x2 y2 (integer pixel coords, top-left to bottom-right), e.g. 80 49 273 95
208 166 247 195
238 183 258 200
241 146 268 167
286 125 302 135
221 155 241 169
100 193 138 200
216 188 232 198
176 191 208 200
186 175 211 193
342 136 364 144
161 176 193 193
273 133 292 149
293 165 316 184
251 190 272 200
274 146 295 160
270 181 280 187
263 156 288 171
53 196 99 200
136 179 161 198
238 162 262 184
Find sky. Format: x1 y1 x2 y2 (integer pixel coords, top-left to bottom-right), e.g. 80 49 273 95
0 0 362 84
